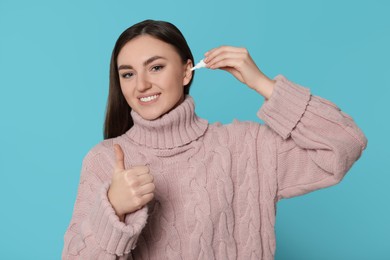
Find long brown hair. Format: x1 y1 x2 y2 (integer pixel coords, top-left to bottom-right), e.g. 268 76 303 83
103 20 195 139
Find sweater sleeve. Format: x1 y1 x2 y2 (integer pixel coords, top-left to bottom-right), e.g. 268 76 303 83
62 149 148 259
258 75 367 200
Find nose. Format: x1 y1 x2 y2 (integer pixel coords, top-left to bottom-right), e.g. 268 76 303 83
136 73 152 92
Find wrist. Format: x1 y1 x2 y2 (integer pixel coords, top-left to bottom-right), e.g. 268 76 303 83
107 187 126 222
253 76 275 100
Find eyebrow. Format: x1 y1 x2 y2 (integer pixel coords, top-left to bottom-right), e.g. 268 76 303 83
118 56 166 70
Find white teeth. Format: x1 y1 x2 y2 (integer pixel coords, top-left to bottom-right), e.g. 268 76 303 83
140 94 159 102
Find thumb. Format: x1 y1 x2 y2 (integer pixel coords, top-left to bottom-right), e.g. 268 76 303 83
222 67 244 83
114 144 125 171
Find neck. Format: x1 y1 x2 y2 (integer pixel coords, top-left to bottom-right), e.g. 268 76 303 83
126 96 208 149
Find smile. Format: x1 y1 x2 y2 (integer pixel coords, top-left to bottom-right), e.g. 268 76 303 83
139 94 160 103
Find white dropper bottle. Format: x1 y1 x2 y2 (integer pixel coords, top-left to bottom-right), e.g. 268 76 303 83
190 59 207 71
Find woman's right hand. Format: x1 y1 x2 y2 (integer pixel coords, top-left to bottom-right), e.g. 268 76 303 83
204 46 275 100
108 144 155 222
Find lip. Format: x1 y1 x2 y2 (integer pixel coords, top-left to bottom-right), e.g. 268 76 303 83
137 93 161 105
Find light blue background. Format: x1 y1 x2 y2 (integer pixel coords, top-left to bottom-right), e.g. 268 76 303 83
0 0 388 259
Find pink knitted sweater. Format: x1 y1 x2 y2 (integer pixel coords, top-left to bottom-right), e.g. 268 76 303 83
63 75 367 260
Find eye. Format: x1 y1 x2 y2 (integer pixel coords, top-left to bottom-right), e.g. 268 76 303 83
151 65 164 72
120 72 134 79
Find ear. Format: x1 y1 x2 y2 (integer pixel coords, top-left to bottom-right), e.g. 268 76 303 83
182 59 193 86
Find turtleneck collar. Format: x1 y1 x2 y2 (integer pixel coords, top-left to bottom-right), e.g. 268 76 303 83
126 96 208 149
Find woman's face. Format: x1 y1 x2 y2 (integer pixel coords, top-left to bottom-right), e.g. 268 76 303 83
117 35 192 120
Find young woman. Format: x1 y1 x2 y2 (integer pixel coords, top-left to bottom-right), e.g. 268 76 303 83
63 20 367 259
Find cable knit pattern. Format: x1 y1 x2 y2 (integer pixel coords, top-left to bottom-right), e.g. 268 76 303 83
63 75 367 259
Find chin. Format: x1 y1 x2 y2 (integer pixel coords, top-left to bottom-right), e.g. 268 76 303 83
136 98 184 120
143 115 161 121
139 110 166 121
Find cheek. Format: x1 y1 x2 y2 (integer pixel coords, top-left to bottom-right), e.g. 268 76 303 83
119 84 127 98
120 80 132 95
119 83 134 104
167 70 185 91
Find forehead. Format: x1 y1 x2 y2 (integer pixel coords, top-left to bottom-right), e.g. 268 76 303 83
117 35 179 64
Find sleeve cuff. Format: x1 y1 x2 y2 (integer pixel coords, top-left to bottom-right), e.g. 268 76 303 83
89 182 148 256
258 75 311 139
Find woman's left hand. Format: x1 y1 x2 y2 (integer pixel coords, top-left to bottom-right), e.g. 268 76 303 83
204 46 275 99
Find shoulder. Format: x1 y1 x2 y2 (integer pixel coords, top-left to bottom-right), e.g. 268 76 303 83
81 138 117 173
78 136 134 183
84 139 114 160
82 133 135 165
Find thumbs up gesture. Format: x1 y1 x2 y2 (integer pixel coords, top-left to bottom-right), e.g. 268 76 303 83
108 144 155 221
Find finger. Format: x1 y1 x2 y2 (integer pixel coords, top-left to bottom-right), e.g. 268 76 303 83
205 46 246 63
137 173 154 186
124 168 151 184
206 52 246 69
132 191 154 210
205 46 245 57
130 165 150 176
114 144 125 171
125 172 154 186
208 57 245 70
140 192 154 204
137 182 156 196
221 67 244 82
